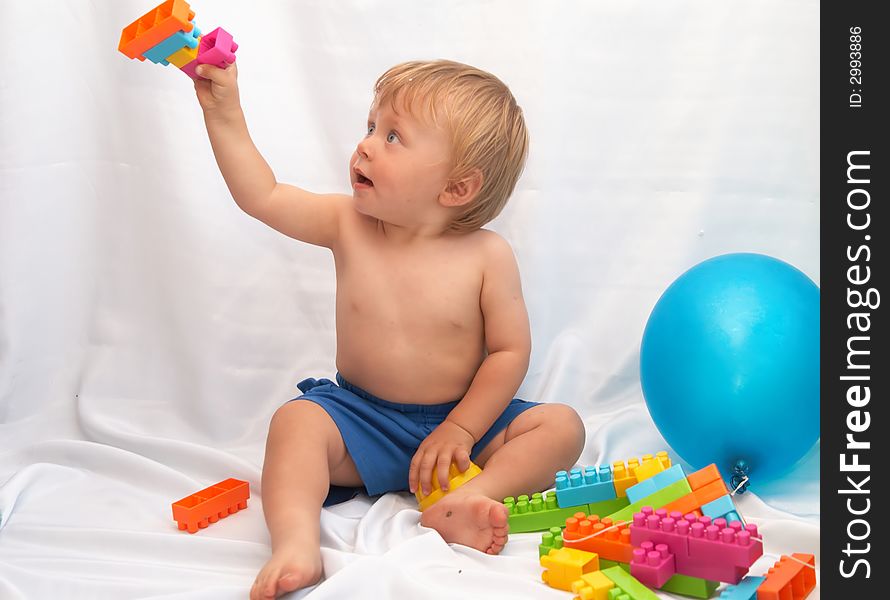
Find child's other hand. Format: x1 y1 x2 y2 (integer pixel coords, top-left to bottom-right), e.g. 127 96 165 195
409 420 475 496
194 63 241 116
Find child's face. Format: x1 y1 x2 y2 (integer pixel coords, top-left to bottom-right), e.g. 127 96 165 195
349 98 453 227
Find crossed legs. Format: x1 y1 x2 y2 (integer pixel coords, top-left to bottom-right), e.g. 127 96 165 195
251 400 585 598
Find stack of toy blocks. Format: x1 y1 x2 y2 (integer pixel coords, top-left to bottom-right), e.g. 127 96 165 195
118 0 237 80
171 477 249 533
506 451 675 535
536 457 816 599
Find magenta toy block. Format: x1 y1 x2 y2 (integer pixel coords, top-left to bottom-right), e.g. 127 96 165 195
197 27 238 67
626 464 686 504
717 575 765 599
630 541 676 588
181 27 237 80
630 507 763 584
555 465 616 506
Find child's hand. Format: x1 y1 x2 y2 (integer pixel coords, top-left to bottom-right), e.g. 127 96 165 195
409 420 475 496
194 63 241 117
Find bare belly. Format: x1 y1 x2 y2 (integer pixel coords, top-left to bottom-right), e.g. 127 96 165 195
334 311 485 405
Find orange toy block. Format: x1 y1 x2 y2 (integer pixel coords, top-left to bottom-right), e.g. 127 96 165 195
563 512 634 563
119 0 196 61
172 478 249 533
757 554 816 600
663 464 728 515
687 463 722 490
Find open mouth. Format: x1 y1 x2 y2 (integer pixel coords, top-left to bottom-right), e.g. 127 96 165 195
356 173 374 187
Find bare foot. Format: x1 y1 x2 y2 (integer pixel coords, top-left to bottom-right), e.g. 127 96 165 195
420 491 509 555
250 544 323 599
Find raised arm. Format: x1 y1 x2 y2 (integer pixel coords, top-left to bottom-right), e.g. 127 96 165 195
195 63 346 249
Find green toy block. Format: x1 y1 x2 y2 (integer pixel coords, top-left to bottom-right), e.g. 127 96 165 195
600 558 624 570
605 478 692 522
587 495 631 517
660 573 720 598
593 559 717 598
505 491 587 533
538 527 564 558
601 566 660 600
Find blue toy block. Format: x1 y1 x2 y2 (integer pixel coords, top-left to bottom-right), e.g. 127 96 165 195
717 575 765 599
702 494 740 521
625 464 686 504
555 465 616 507
723 511 742 524
143 21 202 65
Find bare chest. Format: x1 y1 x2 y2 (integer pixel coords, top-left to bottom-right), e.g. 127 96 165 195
336 245 483 334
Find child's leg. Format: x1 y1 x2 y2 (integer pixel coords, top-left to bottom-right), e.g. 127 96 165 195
251 400 362 600
420 403 585 553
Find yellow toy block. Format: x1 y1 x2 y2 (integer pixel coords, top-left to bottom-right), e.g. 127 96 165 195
167 37 201 68
612 458 640 498
415 461 482 511
633 451 671 483
571 570 616 600
541 547 600 591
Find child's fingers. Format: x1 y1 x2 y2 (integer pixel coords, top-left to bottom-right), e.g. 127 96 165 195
195 63 234 84
408 452 422 493
436 453 453 492
455 449 471 473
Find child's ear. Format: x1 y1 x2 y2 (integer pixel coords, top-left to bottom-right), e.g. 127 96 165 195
440 169 483 208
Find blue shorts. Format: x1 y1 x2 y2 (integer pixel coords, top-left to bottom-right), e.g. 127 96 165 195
289 373 540 506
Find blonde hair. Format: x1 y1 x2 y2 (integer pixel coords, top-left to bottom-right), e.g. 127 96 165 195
373 60 529 232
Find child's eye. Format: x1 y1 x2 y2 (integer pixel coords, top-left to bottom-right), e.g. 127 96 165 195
366 124 376 136
386 132 401 143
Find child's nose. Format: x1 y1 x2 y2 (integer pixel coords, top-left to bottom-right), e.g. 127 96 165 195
356 137 372 159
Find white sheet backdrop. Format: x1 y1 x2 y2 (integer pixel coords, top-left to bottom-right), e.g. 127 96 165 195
0 1 819 598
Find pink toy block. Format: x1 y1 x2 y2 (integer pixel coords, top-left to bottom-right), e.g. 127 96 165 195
181 27 238 80
630 507 763 584
630 541 676 588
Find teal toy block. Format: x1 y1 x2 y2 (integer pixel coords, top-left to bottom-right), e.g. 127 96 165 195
600 566 660 600
555 465 616 506
588 494 630 517
626 464 686 504
724 511 742 524
143 21 202 64
702 494 744 524
717 575 765 598
539 527 564 558
607 478 693 523
505 491 587 533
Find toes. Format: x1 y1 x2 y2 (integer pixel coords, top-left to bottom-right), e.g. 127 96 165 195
490 503 508 527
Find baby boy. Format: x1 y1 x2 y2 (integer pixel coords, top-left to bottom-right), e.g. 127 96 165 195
194 59 586 599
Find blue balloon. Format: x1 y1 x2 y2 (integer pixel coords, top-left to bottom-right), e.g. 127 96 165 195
640 253 819 487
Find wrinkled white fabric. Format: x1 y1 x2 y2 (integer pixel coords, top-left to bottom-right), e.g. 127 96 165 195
1 0 819 598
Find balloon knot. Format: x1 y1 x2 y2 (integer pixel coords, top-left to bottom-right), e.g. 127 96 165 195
730 459 751 494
